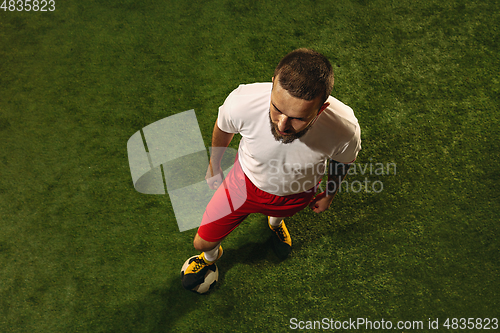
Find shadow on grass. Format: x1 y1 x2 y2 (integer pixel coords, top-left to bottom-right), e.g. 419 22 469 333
105 224 280 332
105 214 358 332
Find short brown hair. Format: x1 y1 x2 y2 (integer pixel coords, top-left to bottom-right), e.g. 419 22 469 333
274 48 334 103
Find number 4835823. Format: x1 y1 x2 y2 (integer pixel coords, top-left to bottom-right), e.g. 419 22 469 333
1 0 55 11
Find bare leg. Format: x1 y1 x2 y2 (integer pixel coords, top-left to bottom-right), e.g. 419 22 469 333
193 232 220 252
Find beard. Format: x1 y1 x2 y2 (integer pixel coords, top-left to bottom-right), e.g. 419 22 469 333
268 112 312 144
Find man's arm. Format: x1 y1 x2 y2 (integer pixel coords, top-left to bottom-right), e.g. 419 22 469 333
309 159 351 213
206 119 234 189
326 160 351 197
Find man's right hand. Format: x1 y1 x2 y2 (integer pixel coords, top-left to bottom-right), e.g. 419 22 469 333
206 163 224 190
206 121 234 190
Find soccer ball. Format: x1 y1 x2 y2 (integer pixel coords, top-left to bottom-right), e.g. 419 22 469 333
180 255 219 294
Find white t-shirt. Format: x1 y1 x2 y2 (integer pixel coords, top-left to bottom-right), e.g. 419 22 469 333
217 82 361 196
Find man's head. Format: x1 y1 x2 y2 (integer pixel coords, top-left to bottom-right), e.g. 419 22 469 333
269 48 334 144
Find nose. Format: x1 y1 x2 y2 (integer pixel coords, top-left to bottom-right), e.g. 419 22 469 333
277 115 291 133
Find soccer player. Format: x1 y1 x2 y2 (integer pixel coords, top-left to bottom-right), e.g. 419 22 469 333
182 48 361 290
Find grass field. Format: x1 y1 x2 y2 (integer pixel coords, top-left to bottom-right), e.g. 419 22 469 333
1 0 499 332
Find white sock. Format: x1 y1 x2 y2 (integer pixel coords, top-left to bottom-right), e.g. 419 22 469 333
204 243 221 262
269 217 284 228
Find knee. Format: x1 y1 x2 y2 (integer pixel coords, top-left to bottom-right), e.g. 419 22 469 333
193 234 219 252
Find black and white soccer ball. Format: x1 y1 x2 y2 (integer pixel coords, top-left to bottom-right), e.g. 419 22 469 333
180 255 219 294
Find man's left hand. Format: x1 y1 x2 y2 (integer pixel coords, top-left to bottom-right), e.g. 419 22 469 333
309 191 335 213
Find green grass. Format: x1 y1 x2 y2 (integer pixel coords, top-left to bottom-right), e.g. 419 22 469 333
1 0 499 332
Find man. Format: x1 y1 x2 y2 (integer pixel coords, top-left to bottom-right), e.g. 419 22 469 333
182 48 361 290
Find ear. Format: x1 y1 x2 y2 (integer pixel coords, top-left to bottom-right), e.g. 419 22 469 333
271 76 274 83
318 102 330 116
310 102 330 127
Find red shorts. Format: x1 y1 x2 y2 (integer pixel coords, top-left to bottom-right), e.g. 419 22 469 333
197 160 318 242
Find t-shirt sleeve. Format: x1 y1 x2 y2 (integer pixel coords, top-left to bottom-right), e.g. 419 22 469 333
330 124 361 164
217 86 242 134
